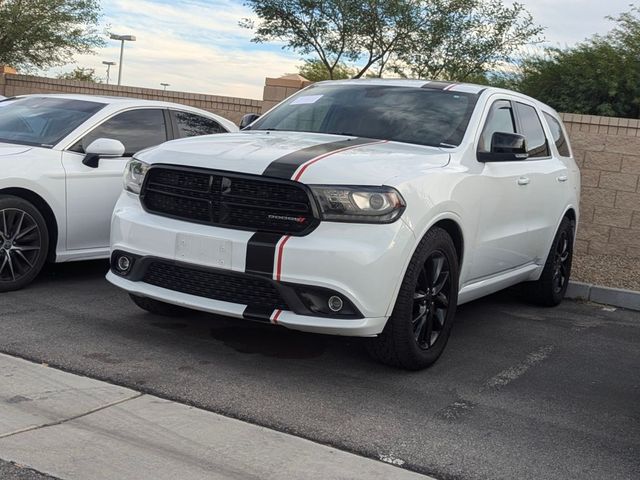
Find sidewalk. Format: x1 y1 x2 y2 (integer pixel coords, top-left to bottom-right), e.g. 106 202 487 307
0 353 431 480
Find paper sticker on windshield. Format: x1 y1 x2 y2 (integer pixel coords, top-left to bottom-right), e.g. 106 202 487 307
290 95 323 105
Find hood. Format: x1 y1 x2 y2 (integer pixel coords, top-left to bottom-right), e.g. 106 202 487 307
0 143 33 157
137 131 449 185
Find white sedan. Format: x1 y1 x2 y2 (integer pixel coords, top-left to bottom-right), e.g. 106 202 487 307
0 94 237 291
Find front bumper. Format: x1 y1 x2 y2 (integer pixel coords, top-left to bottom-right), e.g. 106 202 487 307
107 192 417 337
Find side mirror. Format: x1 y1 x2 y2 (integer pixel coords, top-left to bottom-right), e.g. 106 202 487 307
239 113 260 130
477 132 529 162
82 138 126 168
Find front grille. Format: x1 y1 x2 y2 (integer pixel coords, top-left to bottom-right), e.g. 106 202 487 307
143 261 288 310
141 167 317 235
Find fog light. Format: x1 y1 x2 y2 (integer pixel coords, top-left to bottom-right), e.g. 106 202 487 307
328 295 344 312
116 255 131 272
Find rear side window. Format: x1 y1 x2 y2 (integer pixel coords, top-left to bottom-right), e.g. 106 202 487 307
543 112 571 157
72 108 167 156
515 102 550 158
172 111 227 137
478 100 516 153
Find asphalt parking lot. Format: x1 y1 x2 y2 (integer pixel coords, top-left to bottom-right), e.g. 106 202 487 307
1 261 638 480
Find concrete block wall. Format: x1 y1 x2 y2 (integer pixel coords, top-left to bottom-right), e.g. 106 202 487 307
560 113 640 258
261 75 312 113
0 73 263 125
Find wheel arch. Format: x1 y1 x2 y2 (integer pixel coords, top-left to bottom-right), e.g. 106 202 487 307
431 218 464 268
385 213 466 317
0 187 59 262
563 206 577 225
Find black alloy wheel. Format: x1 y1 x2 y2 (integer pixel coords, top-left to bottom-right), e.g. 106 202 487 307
521 216 574 307
0 196 49 292
552 229 571 294
367 227 459 370
0 209 42 282
412 251 451 350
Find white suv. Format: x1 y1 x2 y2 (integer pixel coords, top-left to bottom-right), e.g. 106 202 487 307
107 80 579 369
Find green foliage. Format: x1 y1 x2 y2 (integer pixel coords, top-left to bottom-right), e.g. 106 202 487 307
57 67 101 82
0 0 104 70
298 59 355 81
514 7 640 118
391 0 542 81
242 0 542 80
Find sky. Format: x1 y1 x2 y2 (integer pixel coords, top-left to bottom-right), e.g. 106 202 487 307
52 0 636 100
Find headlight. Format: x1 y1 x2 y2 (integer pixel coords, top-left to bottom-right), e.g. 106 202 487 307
310 186 406 223
123 158 149 194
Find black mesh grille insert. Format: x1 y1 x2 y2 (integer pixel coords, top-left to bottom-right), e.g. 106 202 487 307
141 167 317 235
143 261 288 310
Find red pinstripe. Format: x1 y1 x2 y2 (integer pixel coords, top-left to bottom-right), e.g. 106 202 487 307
292 140 389 182
275 235 292 282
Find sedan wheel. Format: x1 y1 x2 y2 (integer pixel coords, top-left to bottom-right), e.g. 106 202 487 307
0 196 49 292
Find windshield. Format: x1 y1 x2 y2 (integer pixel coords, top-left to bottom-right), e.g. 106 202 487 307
251 84 479 148
0 97 104 147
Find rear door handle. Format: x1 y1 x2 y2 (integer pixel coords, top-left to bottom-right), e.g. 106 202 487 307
517 177 530 186
557 175 568 183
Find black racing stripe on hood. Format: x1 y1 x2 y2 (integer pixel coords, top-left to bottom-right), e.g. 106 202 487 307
261 137 378 179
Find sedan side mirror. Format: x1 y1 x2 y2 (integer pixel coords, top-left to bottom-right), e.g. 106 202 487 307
477 132 529 162
82 138 126 168
239 113 260 130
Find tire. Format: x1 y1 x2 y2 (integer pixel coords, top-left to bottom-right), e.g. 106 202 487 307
367 227 459 370
129 294 192 317
521 217 574 307
0 195 49 292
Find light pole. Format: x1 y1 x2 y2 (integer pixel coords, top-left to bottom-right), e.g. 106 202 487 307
102 61 116 85
110 34 136 86
160 83 170 91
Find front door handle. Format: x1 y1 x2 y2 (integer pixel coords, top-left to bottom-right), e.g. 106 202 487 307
517 176 530 186
557 175 568 183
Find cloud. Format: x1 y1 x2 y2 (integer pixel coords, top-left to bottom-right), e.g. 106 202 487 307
49 0 301 99
516 0 631 47
47 0 634 99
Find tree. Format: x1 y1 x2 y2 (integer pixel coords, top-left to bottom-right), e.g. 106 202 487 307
298 58 355 81
515 7 640 118
241 0 542 80
391 0 542 81
0 0 104 70
57 67 101 82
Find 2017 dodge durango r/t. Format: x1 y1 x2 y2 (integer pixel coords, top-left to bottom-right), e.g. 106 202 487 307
107 80 580 370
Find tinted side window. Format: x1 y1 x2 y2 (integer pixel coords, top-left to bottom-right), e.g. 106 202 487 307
543 112 571 157
72 109 167 156
515 103 549 158
172 111 227 137
478 100 516 153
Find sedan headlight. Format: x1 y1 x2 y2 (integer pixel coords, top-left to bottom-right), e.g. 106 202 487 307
310 186 406 223
123 158 150 194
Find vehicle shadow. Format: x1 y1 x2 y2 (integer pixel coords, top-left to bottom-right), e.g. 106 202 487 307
29 258 552 370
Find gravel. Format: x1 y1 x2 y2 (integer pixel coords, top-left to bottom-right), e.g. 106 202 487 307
0 460 60 480
572 254 640 292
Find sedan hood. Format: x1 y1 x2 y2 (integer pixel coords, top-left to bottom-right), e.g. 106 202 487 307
0 143 33 156
137 131 449 185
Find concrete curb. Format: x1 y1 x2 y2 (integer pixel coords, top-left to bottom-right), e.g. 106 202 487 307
566 281 640 312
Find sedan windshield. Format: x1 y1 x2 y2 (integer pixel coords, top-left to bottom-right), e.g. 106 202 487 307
251 84 479 148
0 97 104 147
